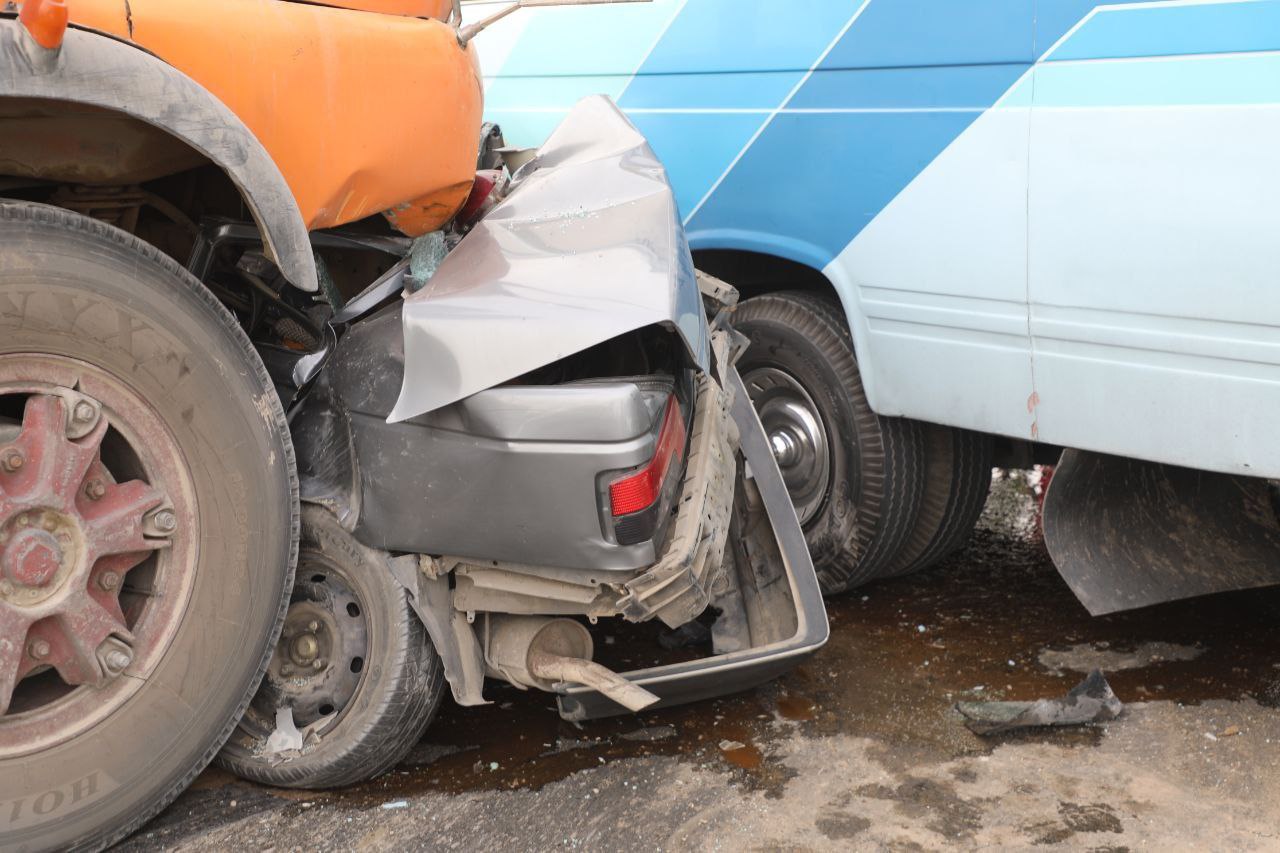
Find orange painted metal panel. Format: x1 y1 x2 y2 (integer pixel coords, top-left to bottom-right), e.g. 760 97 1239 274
68 0 482 233
18 0 70 49
291 1 452 18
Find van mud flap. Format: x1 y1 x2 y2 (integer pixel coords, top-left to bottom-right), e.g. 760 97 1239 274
1043 449 1280 615
555 369 830 720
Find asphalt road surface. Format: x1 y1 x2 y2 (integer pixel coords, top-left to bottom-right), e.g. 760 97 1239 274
118 472 1280 851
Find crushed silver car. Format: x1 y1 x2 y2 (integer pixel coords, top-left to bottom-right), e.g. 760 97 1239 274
217 98 829 787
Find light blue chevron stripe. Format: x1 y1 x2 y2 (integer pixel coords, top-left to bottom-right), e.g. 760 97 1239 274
1033 50 1280 106
1046 0 1280 61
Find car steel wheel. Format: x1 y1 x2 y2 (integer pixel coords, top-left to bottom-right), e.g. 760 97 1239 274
240 559 369 739
218 505 445 789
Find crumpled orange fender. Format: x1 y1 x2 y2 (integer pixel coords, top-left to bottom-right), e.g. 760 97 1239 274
68 0 483 235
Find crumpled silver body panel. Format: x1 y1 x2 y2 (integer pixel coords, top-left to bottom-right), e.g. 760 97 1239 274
389 95 709 422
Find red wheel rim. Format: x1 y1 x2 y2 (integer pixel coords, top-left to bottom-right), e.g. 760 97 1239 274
0 355 198 757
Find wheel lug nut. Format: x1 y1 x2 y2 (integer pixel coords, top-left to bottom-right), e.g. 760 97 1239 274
1 449 23 473
28 639 50 660
16 514 29 527
98 571 120 591
307 621 319 632
85 479 106 500
281 664 293 677
96 638 133 676
73 401 96 423
312 659 323 670
143 508 178 537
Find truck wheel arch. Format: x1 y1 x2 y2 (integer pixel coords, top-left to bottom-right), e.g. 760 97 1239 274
0 20 318 292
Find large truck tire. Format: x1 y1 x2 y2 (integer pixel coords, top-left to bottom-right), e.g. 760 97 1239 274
0 202 298 852
879 424 992 579
218 505 446 788
735 291 926 594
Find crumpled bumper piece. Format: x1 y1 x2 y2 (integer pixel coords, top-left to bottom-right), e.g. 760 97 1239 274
617 371 738 628
556 368 830 720
389 95 710 422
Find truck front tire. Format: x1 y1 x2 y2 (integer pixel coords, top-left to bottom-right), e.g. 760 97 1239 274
0 202 297 852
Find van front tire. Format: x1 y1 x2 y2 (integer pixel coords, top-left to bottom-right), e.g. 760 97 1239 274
735 291 926 594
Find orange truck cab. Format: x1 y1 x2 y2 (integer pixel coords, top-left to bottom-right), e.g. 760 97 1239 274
0 2 827 849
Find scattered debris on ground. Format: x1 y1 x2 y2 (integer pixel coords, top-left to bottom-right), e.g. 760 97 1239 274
955 669 1123 735
122 472 1280 851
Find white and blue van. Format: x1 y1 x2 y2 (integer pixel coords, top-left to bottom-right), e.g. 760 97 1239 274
467 0 1280 611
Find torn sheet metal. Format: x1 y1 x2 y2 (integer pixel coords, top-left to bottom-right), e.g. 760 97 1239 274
389 95 709 421
955 669 1123 735
264 707 305 754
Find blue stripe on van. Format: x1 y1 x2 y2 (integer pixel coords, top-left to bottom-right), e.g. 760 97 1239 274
687 111 981 266
619 72 803 111
686 0 1038 264
493 0 683 78
1046 0 1280 61
816 0 1036 68
619 0 858 79
626 112 769 216
1033 50 1280 106
481 0 1171 269
789 63 1029 110
615 0 860 214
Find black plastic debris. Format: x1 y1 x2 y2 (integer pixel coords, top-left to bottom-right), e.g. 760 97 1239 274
657 619 712 651
955 669 1123 735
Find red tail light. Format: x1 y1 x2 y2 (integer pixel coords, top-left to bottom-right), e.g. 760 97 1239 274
609 396 686 517
457 170 502 228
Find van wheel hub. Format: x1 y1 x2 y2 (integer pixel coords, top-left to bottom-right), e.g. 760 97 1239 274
743 366 831 526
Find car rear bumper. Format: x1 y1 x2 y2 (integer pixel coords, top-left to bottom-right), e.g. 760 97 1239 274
556 368 829 719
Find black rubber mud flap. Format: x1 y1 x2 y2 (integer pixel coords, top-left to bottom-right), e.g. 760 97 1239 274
1043 449 1280 615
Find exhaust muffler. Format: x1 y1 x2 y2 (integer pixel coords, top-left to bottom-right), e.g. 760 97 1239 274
485 615 659 713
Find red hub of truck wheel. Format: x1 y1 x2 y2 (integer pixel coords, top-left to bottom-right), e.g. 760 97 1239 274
0 387 175 717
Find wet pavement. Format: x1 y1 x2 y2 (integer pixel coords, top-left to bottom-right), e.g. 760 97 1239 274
117 471 1280 850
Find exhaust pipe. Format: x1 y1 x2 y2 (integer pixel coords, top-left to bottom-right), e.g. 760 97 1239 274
485 615 659 713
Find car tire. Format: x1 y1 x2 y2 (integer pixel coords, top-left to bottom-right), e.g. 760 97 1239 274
734 291 926 594
218 504 446 788
0 202 297 852
878 424 992 578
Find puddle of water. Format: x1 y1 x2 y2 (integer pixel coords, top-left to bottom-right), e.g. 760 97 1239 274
776 694 817 722
199 471 1280 807
719 741 763 771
